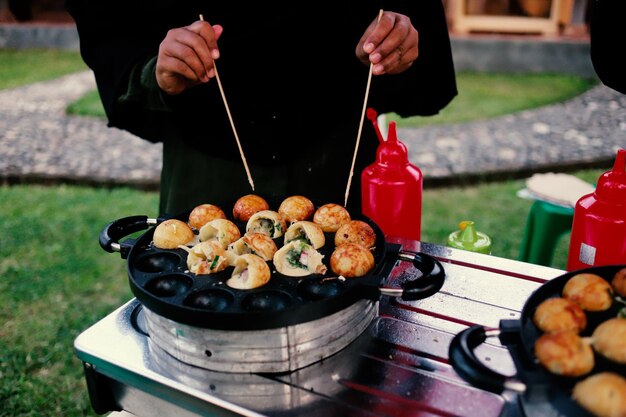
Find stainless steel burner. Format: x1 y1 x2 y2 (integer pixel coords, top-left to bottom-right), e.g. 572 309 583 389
143 299 377 373
75 241 565 417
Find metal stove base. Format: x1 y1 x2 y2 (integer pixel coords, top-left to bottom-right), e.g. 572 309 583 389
77 300 513 417
143 299 377 373
75 242 565 417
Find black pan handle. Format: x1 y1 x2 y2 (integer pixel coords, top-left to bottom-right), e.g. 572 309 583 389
99 215 158 259
379 251 445 301
448 325 526 394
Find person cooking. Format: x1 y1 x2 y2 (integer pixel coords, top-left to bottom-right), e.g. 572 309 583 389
65 2 457 215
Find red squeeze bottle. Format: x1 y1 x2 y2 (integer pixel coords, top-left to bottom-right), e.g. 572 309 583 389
361 119 423 240
567 148 626 271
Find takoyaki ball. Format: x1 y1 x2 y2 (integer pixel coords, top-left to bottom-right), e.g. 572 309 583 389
183 241 234 275
233 194 269 222
532 297 587 334
592 318 626 364
572 372 626 417
228 233 278 262
313 203 351 233
226 254 271 290
330 243 375 278
612 267 626 298
563 273 614 312
153 219 195 249
273 241 327 277
199 218 241 249
246 210 287 239
534 331 594 377
284 221 325 249
188 203 227 229
334 220 376 249
278 195 315 223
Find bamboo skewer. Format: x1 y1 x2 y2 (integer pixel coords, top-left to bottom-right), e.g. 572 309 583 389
344 9 384 207
199 14 255 191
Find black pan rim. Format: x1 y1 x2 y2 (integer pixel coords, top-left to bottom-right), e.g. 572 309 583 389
511 264 626 411
122 199 395 330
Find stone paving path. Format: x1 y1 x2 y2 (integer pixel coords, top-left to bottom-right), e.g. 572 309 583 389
0 71 162 188
403 82 626 183
1 70 624 189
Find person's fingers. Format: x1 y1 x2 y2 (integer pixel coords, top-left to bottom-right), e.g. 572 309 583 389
200 22 223 59
168 26 217 77
368 13 409 61
364 13 418 75
355 18 378 65
188 20 223 60
362 12 397 56
156 53 201 94
372 42 417 75
156 41 205 96
161 34 208 77
155 21 224 94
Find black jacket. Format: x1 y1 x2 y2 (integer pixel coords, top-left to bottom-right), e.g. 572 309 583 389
66 1 457 164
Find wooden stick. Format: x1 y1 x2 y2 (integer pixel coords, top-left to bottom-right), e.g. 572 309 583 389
199 14 255 191
344 9 384 207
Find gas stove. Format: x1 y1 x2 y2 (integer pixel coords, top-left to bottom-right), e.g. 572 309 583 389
75 240 564 417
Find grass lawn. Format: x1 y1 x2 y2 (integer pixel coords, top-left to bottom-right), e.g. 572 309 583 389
389 72 598 128
0 49 89 90
0 186 157 417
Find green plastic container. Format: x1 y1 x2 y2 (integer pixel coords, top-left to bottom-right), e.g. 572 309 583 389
447 221 492 255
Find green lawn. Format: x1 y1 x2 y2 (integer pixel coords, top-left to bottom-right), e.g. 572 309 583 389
0 49 88 90
390 72 598 128
0 186 157 417
64 89 104 117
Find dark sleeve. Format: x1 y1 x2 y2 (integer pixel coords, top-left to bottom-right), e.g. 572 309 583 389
64 0 189 143
371 0 458 117
590 0 626 95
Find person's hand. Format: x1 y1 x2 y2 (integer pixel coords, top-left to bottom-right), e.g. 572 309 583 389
156 19 223 95
356 11 418 76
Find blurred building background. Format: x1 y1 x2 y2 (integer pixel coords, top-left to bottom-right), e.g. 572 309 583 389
445 0 589 37
0 0 595 77
0 0 69 22
1 0 590 37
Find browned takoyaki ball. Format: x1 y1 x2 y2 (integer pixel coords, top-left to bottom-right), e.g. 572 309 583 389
572 372 626 417
612 267 626 298
226 254 271 290
534 331 594 377
532 297 587 334
188 203 227 229
562 273 614 312
334 220 376 249
278 195 315 223
184 240 232 275
152 219 195 249
330 243 375 278
284 221 325 249
233 194 270 222
313 203 351 233
199 218 241 249
228 233 278 262
592 318 626 365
